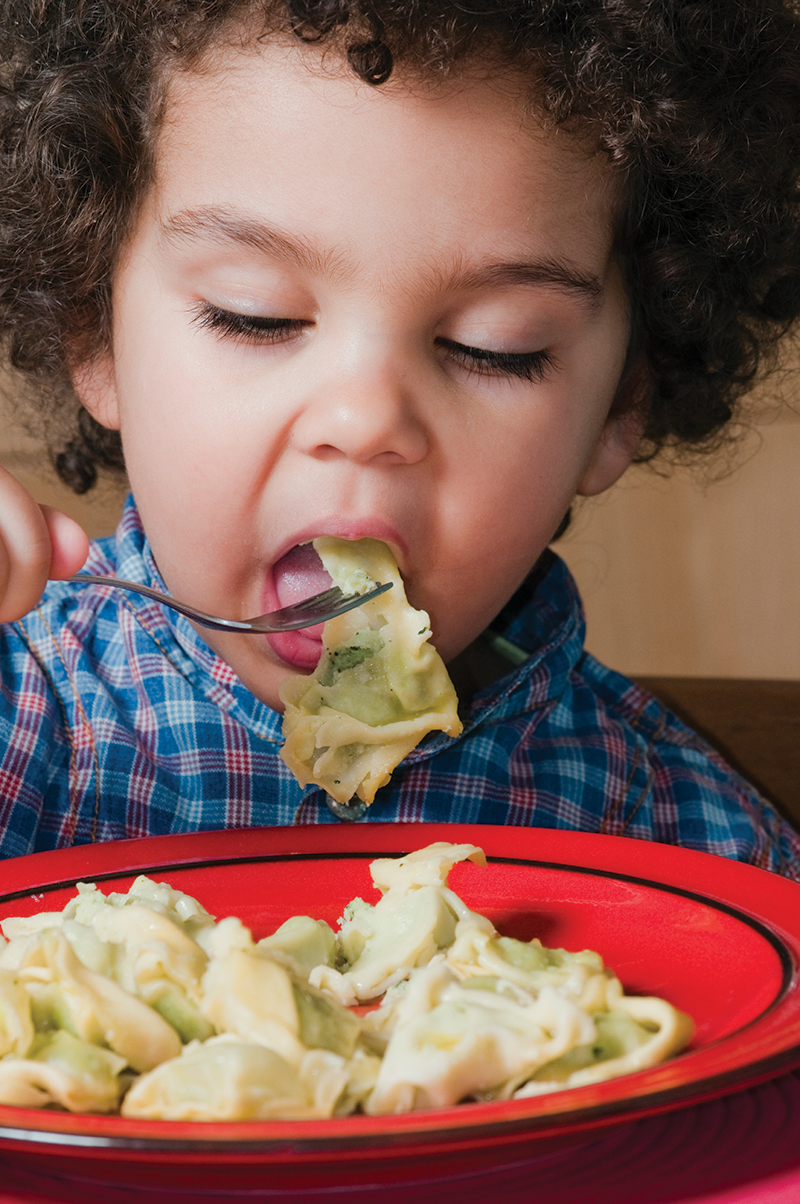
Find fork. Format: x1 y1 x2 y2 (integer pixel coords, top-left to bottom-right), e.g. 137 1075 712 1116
67 574 392 633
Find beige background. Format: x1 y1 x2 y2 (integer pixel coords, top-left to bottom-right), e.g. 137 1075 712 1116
2 356 800 680
559 396 800 678
0 375 128 540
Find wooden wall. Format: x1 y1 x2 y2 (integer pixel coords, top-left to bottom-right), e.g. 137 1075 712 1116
559 402 800 678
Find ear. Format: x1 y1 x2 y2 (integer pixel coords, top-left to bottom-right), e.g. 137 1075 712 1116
70 354 121 432
576 358 648 497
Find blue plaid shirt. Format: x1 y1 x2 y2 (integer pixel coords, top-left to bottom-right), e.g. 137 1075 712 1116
0 495 797 878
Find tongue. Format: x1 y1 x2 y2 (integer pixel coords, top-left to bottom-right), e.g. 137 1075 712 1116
273 543 333 609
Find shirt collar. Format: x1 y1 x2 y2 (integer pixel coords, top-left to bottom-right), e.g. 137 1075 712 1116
403 548 587 762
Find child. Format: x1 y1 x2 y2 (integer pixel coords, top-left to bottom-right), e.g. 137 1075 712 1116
0 0 798 877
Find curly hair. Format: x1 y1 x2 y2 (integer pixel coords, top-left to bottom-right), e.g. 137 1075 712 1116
1 0 800 491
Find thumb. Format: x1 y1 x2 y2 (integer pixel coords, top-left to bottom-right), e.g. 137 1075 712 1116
41 506 90 579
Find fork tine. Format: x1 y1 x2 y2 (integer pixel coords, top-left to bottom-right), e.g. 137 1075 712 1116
278 586 345 615
258 581 391 629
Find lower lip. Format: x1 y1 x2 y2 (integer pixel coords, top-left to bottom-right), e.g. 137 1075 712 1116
262 545 329 671
266 627 324 672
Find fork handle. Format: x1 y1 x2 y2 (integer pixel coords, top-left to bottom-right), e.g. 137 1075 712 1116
66 573 392 633
66 575 256 632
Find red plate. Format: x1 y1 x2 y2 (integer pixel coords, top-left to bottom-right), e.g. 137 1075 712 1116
0 824 798 1197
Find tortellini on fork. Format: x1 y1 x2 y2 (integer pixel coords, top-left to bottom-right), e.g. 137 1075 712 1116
279 538 463 806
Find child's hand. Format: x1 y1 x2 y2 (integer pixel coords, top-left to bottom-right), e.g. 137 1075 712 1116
0 466 90 623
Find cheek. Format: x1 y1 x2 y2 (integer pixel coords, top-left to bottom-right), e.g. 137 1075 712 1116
422 439 569 643
445 401 593 521
427 392 608 598
114 317 239 478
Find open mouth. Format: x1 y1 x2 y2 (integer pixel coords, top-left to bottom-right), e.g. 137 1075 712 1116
272 543 333 612
267 542 333 672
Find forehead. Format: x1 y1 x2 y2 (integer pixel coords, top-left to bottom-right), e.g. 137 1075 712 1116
146 37 621 279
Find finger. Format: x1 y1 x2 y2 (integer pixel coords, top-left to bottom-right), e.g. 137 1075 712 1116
41 505 90 580
0 467 55 623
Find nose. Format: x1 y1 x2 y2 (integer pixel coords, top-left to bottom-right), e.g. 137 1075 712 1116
290 353 429 466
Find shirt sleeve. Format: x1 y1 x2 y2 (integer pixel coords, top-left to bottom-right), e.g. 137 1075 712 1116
0 620 69 857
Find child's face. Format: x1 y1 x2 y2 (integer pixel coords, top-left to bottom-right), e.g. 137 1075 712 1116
78 38 637 710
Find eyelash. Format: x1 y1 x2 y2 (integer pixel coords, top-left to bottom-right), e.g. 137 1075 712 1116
192 305 308 343
192 306 554 383
438 339 554 383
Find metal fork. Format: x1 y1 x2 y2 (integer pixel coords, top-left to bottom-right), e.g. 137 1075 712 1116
67 574 392 633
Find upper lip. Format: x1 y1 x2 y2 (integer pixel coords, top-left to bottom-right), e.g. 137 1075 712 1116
272 518 409 570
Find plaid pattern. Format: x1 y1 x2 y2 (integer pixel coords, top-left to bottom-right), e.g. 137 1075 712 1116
0 495 797 880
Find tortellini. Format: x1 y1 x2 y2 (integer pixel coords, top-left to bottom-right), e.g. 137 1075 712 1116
279 538 462 805
0 842 693 1119
0 1031 126 1112
365 964 598 1113
310 843 487 1005
121 1039 348 1122
0 969 34 1058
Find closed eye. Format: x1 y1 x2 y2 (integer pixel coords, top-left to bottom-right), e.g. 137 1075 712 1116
191 304 310 344
439 338 554 383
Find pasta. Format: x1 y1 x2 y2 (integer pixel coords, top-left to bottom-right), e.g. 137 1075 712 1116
0 842 694 1119
279 538 462 805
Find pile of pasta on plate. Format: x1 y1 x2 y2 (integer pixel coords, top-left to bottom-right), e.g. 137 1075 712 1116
0 842 693 1120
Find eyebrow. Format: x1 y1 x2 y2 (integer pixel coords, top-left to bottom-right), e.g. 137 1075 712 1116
160 206 346 278
161 206 604 307
450 261 603 310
